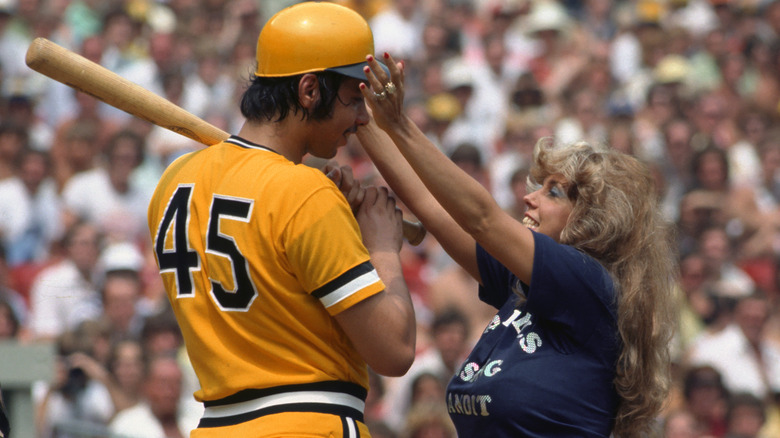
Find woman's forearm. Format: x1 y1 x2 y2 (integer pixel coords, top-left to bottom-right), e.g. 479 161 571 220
378 114 502 240
357 119 479 279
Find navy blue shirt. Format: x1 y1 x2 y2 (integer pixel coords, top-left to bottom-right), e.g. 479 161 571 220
446 232 620 437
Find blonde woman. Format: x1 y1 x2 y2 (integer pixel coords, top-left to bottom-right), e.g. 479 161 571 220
354 53 677 436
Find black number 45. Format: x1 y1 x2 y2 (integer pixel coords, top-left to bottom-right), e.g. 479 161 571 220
154 185 258 311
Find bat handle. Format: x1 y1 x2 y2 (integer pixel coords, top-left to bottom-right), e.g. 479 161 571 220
403 220 426 246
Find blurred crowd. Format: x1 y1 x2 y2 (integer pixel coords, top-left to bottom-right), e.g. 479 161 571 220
1 0 780 436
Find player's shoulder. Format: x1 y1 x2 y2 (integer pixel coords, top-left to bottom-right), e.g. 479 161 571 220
284 162 331 184
280 166 350 219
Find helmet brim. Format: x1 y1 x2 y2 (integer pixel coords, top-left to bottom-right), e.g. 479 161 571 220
327 60 390 81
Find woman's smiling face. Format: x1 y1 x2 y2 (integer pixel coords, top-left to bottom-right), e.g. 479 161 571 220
522 174 574 242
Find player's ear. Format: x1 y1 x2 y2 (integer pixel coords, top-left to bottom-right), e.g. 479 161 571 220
298 74 321 109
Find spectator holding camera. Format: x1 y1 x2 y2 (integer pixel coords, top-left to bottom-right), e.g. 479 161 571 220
34 322 115 438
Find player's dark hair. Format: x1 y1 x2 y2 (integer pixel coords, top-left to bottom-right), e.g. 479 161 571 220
240 71 346 123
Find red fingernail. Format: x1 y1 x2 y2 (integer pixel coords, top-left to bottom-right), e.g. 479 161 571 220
367 55 374 62
363 66 370 73
384 52 390 59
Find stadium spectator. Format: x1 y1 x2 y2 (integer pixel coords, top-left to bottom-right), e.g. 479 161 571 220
383 307 471 432
108 354 201 438
681 365 729 437
34 321 116 438
105 338 146 414
60 129 153 244
686 290 780 402
724 392 767 438
662 408 701 438
27 220 103 341
0 148 62 267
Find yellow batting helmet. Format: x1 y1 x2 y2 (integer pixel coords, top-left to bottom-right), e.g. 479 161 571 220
255 1 380 79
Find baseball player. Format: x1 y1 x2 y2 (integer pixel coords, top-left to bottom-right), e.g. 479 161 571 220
147 3 416 437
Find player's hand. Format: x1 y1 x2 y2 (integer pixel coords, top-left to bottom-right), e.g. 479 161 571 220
361 52 404 132
357 186 403 254
324 163 365 213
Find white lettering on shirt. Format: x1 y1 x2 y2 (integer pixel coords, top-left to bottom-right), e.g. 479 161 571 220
447 392 492 416
485 314 501 333
510 312 532 333
506 310 541 354
459 362 480 381
459 359 503 382
502 309 521 327
484 359 502 377
520 332 542 353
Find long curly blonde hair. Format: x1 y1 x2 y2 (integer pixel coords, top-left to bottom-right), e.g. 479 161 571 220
530 138 677 437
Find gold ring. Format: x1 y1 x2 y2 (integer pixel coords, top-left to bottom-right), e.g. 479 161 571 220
385 82 397 95
375 90 387 101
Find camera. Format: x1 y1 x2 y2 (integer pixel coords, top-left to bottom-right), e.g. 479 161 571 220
62 363 87 397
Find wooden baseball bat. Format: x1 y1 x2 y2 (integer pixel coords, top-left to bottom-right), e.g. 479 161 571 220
26 37 426 246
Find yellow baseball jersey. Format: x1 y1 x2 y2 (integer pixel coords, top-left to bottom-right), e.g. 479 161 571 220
147 137 385 410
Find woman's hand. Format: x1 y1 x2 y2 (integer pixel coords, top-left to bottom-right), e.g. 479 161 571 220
360 53 405 131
